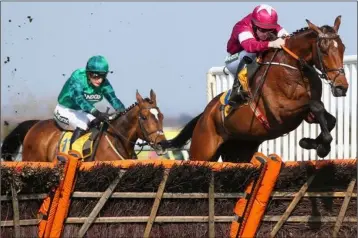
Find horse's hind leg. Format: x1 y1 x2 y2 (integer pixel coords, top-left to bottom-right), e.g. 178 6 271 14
189 116 224 162
218 139 261 163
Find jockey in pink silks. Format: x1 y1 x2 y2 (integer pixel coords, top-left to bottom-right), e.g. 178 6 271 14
225 4 289 105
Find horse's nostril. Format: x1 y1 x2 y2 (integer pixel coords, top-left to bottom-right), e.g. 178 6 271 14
337 86 347 93
332 85 348 97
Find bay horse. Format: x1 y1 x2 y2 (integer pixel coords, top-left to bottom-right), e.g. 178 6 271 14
165 16 348 163
1 90 167 162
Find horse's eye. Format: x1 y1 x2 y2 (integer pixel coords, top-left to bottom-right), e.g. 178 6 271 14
319 40 330 52
141 115 147 120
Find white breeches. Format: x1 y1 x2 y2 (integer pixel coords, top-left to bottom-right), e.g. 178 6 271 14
53 104 96 131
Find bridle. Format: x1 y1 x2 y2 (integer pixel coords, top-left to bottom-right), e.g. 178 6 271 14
137 106 165 147
314 33 345 87
278 31 345 88
104 104 165 155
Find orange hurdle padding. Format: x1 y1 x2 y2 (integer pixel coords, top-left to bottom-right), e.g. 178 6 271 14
0 152 73 169
313 158 357 168
1 157 263 172
79 159 260 171
39 183 63 238
38 153 70 238
1 162 55 168
283 158 357 169
2 158 354 170
230 153 268 238
38 189 54 238
240 153 283 238
49 154 80 238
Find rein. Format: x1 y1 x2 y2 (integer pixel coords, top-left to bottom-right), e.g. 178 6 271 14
105 122 147 157
245 50 279 131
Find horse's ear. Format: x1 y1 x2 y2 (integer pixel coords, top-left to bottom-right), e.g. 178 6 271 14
306 19 323 35
150 89 156 103
136 90 144 104
333 15 341 32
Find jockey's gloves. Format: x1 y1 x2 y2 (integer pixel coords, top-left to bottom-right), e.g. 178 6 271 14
268 38 286 49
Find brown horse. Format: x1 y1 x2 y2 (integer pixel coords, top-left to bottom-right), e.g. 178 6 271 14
2 90 167 162
165 16 349 163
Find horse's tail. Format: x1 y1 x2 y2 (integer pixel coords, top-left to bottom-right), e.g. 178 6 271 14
166 112 203 149
1 120 39 161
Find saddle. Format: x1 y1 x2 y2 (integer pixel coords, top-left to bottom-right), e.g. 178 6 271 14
56 121 101 160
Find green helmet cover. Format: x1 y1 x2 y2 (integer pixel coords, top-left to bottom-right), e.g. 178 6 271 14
86 55 109 73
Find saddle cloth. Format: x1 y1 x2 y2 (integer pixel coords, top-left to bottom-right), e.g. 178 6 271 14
58 131 94 159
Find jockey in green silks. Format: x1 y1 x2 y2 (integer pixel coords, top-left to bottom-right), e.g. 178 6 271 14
53 55 125 149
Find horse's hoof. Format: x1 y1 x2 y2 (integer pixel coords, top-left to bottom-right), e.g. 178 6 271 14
299 138 317 150
317 144 331 158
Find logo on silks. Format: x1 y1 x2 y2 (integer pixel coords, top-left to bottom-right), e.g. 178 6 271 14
84 93 102 101
55 111 69 125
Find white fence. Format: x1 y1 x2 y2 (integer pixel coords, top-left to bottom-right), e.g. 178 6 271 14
206 55 357 161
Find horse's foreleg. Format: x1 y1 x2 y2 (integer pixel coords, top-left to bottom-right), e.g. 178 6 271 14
314 111 336 144
308 100 333 144
315 111 336 157
300 109 336 157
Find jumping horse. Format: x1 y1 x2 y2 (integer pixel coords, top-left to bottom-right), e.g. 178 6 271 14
165 16 349 163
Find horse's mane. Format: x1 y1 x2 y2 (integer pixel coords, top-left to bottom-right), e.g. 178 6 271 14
114 97 153 118
288 25 336 38
288 27 310 37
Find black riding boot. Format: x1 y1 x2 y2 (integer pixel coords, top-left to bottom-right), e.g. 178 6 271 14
246 58 260 84
69 127 87 150
228 57 251 106
228 80 241 106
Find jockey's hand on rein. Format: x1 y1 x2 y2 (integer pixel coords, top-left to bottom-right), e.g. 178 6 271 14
92 110 110 122
268 38 285 49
